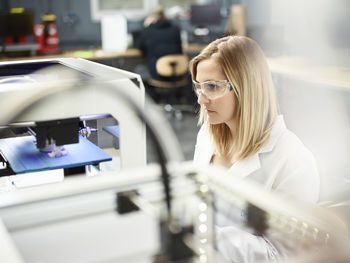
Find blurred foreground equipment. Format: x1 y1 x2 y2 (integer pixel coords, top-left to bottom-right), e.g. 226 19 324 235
0 59 349 263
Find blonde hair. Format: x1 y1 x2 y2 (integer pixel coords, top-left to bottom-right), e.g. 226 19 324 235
190 36 278 161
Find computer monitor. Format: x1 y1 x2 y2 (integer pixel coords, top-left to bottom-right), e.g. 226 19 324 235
190 4 221 28
0 11 34 38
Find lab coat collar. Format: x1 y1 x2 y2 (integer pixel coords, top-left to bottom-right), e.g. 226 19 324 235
228 152 261 178
228 115 286 178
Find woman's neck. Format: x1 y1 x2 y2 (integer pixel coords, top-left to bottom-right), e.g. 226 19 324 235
226 118 238 141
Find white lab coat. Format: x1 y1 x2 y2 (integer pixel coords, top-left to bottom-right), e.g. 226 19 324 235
193 115 320 262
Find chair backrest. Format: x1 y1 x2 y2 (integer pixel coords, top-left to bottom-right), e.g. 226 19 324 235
155 54 189 77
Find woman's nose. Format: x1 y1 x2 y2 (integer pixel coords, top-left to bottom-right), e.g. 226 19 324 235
197 92 209 105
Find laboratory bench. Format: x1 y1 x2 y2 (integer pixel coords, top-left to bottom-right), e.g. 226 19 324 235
0 43 207 72
1 46 349 90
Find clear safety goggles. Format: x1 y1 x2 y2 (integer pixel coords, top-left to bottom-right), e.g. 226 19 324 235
192 79 233 99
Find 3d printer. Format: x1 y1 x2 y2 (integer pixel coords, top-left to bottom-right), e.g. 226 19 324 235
0 58 146 181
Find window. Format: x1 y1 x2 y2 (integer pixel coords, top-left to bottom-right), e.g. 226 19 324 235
91 0 198 21
90 0 154 21
159 0 197 10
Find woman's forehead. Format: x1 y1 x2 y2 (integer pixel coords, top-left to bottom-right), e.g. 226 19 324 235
197 57 223 71
196 58 225 81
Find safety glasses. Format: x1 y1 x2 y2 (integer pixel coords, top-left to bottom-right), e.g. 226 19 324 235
192 79 233 99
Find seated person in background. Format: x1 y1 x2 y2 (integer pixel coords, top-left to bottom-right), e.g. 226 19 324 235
191 35 320 262
136 6 183 82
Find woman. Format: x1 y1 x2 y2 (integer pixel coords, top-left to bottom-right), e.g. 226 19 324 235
190 36 319 262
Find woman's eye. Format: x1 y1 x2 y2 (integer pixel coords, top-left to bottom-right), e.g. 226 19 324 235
205 83 217 91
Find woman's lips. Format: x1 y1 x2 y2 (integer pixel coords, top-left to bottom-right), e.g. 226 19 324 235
206 109 215 114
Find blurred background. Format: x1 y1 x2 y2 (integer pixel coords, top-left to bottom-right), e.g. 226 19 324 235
0 0 349 204
0 1 349 262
